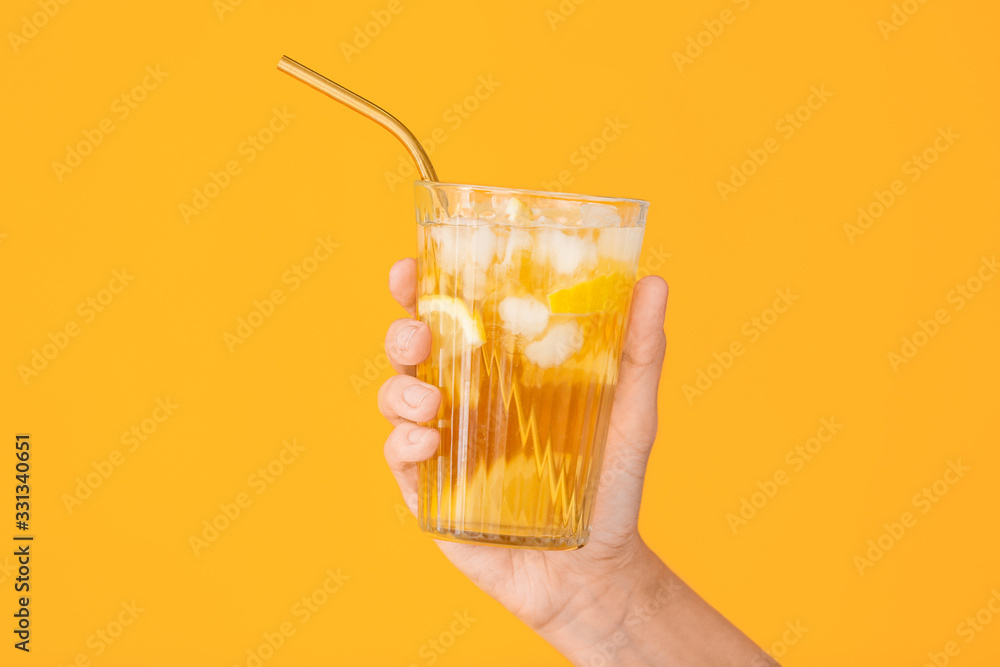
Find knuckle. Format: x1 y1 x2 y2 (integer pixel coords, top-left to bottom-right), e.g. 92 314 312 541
376 374 406 411
382 373 409 393
384 320 404 351
386 319 425 360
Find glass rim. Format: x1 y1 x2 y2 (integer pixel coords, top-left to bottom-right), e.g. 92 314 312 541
415 180 650 209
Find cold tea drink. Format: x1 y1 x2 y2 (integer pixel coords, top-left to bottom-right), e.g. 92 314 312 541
415 183 648 549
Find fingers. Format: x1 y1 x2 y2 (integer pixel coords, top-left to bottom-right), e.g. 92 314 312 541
591 276 668 539
384 257 437 515
389 258 418 317
385 318 432 375
385 423 440 471
614 275 669 438
602 275 668 477
384 422 440 514
377 374 442 426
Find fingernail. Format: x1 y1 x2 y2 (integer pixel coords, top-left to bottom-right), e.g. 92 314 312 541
396 325 419 352
402 384 432 408
407 428 428 445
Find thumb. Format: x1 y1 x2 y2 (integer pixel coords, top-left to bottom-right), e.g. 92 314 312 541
595 276 668 528
611 275 669 448
615 276 669 430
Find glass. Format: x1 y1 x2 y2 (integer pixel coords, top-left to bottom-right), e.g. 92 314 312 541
414 182 648 549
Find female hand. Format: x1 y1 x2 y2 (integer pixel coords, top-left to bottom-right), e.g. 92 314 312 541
378 258 770 666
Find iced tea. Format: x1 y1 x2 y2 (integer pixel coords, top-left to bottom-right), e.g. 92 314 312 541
415 183 647 549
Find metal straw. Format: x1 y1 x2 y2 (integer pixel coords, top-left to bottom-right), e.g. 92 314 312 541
277 55 438 182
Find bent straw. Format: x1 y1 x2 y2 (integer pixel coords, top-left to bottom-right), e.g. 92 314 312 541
277 55 438 182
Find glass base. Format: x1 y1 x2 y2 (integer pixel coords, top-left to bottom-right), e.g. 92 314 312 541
420 524 589 550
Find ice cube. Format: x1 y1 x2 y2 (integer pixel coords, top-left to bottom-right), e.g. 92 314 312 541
536 229 598 276
499 229 533 269
502 197 534 227
470 226 497 259
459 264 490 302
580 203 621 228
524 322 583 368
494 230 507 260
534 199 578 225
597 227 644 264
431 222 497 275
497 295 550 338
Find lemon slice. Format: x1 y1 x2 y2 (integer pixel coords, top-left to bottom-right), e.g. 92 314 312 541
547 273 632 314
419 295 486 349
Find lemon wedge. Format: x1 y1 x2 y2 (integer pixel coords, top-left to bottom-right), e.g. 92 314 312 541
419 295 486 349
547 273 632 314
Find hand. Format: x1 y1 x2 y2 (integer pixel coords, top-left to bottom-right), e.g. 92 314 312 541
378 258 769 666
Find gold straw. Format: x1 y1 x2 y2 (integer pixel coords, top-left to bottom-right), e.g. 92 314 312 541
277 55 438 182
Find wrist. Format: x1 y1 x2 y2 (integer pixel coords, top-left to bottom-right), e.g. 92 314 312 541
534 542 675 667
531 541 768 667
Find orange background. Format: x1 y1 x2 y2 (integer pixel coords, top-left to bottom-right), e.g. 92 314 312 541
1 0 998 665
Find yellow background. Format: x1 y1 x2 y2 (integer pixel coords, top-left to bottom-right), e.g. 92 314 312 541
2 0 998 664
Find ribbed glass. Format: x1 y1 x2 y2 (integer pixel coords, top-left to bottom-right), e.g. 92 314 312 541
414 182 648 549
